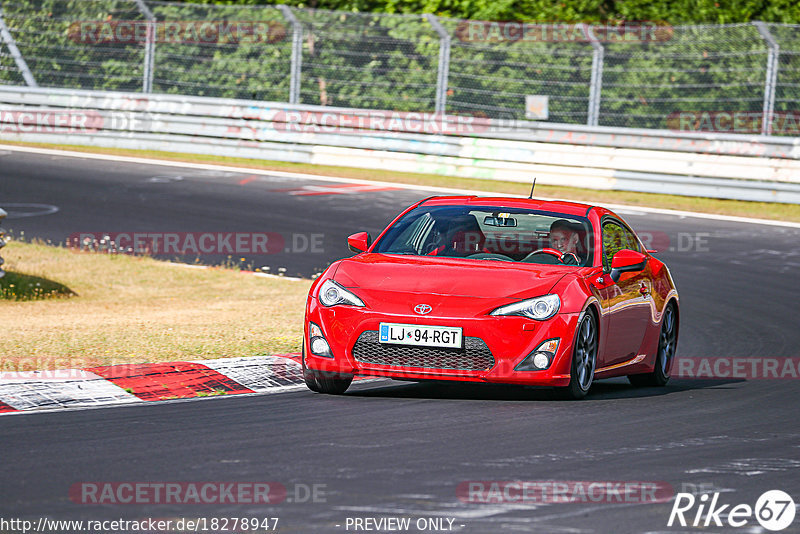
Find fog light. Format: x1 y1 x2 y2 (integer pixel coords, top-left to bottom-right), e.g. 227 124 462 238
515 338 560 371
532 352 550 369
311 337 331 356
309 322 333 358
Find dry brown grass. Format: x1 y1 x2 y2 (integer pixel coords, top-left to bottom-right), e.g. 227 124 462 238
0 240 310 372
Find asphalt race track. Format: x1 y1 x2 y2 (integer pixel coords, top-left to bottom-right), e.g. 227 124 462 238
2 147 800 533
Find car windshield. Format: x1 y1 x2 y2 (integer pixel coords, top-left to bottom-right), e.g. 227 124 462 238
374 205 594 267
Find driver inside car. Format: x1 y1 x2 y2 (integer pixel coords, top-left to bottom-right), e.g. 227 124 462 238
548 219 584 265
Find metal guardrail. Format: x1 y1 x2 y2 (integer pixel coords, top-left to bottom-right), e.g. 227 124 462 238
3 86 799 158
0 208 7 278
1 86 800 203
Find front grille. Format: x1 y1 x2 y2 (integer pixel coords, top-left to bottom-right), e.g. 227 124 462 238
352 330 495 371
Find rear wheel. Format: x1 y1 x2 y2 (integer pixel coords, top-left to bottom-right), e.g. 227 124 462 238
555 310 597 400
628 302 678 387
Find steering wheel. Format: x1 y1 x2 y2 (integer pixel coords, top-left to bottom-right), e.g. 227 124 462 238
561 252 580 265
524 248 580 265
528 248 563 259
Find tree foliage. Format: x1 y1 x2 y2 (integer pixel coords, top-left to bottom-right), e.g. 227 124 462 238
1 0 798 134
188 0 800 25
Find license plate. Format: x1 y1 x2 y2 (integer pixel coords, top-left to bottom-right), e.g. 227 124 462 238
379 323 463 349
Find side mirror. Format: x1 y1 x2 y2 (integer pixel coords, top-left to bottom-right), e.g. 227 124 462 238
347 231 371 253
610 249 647 282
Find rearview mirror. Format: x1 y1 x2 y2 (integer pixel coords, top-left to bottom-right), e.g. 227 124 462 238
610 249 647 282
347 231 371 253
483 216 517 227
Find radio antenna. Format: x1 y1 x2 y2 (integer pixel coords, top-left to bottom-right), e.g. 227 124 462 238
528 177 536 199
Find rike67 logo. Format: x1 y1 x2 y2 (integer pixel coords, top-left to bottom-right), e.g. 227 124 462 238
669 490 796 531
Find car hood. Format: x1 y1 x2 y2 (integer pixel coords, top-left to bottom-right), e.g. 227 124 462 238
334 253 574 300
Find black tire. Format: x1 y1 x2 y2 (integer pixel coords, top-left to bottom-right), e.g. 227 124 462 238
302 342 353 395
554 310 598 400
304 369 353 395
628 301 678 387
303 370 322 393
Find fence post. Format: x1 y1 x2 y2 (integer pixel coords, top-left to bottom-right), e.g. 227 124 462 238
0 208 7 279
753 21 779 135
0 8 37 87
133 0 155 93
584 24 604 127
278 5 303 105
425 14 450 115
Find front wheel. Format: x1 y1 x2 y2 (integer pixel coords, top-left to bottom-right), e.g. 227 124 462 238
628 302 678 387
302 342 353 394
554 310 597 400
304 369 353 395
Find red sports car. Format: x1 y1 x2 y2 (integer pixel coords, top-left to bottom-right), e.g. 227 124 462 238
303 196 679 399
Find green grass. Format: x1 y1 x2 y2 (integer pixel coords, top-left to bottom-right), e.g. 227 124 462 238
0 271 75 301
3 140 799 222
196 389 228 397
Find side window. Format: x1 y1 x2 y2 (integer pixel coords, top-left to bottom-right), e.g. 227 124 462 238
602 220 642 270
621 225 641 253
602 222 626 271
392 213 434 253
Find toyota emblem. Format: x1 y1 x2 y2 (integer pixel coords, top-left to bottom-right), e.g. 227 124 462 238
414 304 432 315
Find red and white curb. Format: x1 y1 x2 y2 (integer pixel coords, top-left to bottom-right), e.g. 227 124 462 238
0 354 306 414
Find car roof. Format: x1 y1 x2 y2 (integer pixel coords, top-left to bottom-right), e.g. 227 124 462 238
419 196 599 218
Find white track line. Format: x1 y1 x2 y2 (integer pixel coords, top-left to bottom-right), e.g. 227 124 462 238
163 261 306 281
2 143 799 229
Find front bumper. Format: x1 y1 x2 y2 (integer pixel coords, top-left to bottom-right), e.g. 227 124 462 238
304 296 580 387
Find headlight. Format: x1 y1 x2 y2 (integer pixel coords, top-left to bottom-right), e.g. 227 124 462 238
490 294 560 321
318 279 365 307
